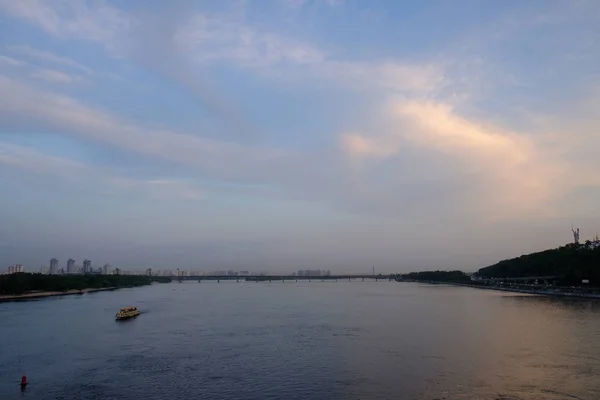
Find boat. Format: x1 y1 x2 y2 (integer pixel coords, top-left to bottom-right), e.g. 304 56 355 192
115 306 141 320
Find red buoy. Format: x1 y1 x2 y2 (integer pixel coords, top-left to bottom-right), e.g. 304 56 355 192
21 375 27 386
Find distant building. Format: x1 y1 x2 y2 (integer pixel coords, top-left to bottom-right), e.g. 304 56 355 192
15 264 23 273
83 259 91 274
299 269 321 277
114 268 121 275
67 259 75 273
145 268 152 277
103 264 110 275
8 265 15 274
49 258 58 275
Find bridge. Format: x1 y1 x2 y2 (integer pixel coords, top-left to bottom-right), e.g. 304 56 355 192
174 274 395 283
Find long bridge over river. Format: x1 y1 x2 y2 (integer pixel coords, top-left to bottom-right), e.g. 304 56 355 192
175 274 395 283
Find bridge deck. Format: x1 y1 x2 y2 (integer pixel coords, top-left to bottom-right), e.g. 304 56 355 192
174 274 393 281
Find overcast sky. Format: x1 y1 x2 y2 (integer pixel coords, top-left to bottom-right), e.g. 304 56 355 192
1 0 599 273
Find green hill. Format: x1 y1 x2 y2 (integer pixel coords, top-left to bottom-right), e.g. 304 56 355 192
477 243 600 285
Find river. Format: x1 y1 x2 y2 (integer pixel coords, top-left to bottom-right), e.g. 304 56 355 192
1 281 599 400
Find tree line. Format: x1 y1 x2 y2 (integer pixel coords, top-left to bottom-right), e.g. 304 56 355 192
396 270 471 283
0 273 168 295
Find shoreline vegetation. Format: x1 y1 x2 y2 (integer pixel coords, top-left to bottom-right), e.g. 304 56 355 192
396 243 600 299
0 273 172 302
395 279 600 299
3 242 598 302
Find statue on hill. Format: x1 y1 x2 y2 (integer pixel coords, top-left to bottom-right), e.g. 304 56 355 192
572 226 580 244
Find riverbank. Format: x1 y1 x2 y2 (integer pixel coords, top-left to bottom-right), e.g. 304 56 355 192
401 280 600 299
0 273 157 302
467 284 600 299
0 286 126 303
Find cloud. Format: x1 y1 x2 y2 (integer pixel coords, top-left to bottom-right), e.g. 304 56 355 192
391 100 531 162
0 73 570 223
7 45 123 81
0 142 205 201
3 2 440 94
0 74 430 219
317 61 442 93
282 0 309 9
8 45 94 74
282 0 344 9
0 75 286 181
341 133 399 158
0 141 86 177
394 101 563 216
0 0 133 49
174 13 441 94
340 99 573 220
137 180 205 200
0 0 61 34
1 1 596 225
0 55 28 66
174 14 325 67
31 68 82 83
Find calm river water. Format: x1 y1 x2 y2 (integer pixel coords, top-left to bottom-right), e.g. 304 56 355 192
1 281 599 400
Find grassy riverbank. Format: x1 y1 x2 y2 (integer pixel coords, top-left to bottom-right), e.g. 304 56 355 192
0 286 124 302
0 273 162 301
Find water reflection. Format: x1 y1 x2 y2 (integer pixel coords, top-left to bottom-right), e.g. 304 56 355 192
0 282 598 400
503 294 600 313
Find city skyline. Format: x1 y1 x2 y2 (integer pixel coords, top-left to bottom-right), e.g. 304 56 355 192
1 1 599 272
0 261 337 277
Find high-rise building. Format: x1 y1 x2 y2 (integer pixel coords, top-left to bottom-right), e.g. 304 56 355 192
83 259 91 274
15 264 23 273
49 258 58 275
103 264 110 275
67 259 75 273
8 266 15 274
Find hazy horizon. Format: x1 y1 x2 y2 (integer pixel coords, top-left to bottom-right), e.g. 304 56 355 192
1 1 599 273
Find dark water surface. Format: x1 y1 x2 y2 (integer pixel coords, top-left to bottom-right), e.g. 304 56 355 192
1 281 599 400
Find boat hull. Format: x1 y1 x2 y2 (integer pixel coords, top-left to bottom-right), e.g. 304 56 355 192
115 308 140 320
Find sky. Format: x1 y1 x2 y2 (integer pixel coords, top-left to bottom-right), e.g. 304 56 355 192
0 0 599 273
